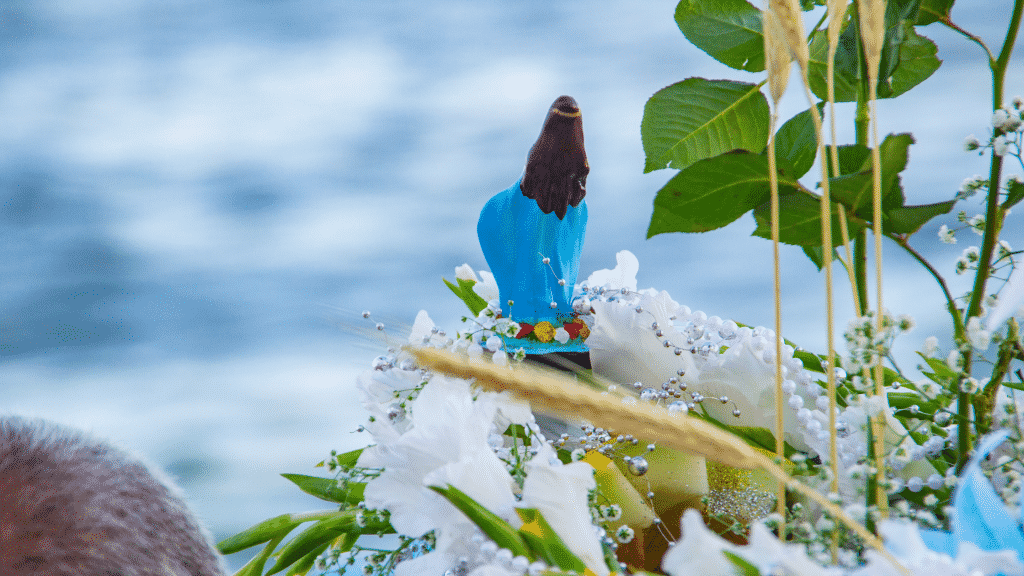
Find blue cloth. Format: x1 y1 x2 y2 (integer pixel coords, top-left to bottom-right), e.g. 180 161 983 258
919 429 1024 570
477 179 587 353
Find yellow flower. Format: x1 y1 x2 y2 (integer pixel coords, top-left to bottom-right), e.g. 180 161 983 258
534 321 555 343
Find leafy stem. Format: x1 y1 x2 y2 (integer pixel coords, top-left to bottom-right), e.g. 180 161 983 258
937 17 993 61
955 0 1023 471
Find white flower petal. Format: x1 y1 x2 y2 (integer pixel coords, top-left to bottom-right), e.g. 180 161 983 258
585 250 639 292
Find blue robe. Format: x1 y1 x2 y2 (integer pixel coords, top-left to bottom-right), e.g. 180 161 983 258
477 179 587 353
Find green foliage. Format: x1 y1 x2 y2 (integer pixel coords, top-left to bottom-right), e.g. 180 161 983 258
674 0 765 72
774 107 819 179
916 0 955 24
806 23 940 102
444 277 489 316
723 550 762 576
429 484 532 558
642 79 770 173
515 508 588 573
281 473 364 505
647 151 798 237
1004 177 1024 209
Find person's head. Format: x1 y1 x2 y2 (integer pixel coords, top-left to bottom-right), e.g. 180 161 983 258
521 95 588 219
0 416 227 576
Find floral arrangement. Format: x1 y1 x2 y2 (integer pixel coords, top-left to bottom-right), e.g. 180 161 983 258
216 0 1024 575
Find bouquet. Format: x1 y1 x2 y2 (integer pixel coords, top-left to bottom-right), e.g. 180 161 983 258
216 0 1024 574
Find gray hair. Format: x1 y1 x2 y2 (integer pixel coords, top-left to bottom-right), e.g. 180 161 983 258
0 416 227 576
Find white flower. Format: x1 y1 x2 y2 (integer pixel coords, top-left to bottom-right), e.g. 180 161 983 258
854 519 1024 576
584 250 639 292
664 511 842 576
964 134 982 151
922 336 940 358
740 522 840 576
938 224 957 244
662 510 741 576
993 106 1024 131
994 108 1012 130
520 443 610 576
485 335 503 352
988 265 1024 331
588 289 697 393
553 327 570 344
966 316 992 349
963 246 980 263
994 134 1009 157
474 270 500 303
408 310 448 347
455 264 481 283
358 376 517 538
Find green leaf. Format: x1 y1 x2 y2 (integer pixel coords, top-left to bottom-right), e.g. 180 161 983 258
832 144 871 177
218 514 304 555
919 353 959 382
266 515 355 575
884 200 955 234
285 541 332 576
723 550 762 576
887 24 941 97
807 22 940 102
802 245 840 271
774 107 818 179
752 189 866 247
234 533 288 576
829 133 914 215
516 508 588 573
334 447 364 469
281 474 362 504
794 349 826 373
443 278 489 316
1003 178 1024 210
429 485 531 558
648 151 798 237
642 79 770 173
674 0 765 72
503 424 532 446
916 0 953 23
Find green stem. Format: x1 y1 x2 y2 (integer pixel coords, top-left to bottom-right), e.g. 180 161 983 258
956 0 1024 472
889 235 965 336
938 18 993 61
974 319 1020 434
854 232 869 316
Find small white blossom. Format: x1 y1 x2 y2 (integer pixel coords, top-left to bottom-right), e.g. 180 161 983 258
958 175 988 200
485 335 503 352
994 106 1024 131
938 224 957 244
964 134 982 151
553 327 570 344
966 316 992 349
994 134 1009 156
922 336 939 358
947 349 962 370
1014 95 1024 109
963 246 981 263
968 214 986 235
993 108 1012 130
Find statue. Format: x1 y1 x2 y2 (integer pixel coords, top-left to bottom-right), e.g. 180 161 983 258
477 96 590 361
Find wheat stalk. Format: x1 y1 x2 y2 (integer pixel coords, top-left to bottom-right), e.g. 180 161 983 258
411 347 910 574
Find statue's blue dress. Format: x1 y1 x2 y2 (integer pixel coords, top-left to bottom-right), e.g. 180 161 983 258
477 179 587 354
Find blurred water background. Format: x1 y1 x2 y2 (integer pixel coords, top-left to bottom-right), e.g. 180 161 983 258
1 0 1023 570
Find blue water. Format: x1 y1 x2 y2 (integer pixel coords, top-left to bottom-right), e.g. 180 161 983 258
2 0 1022 570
